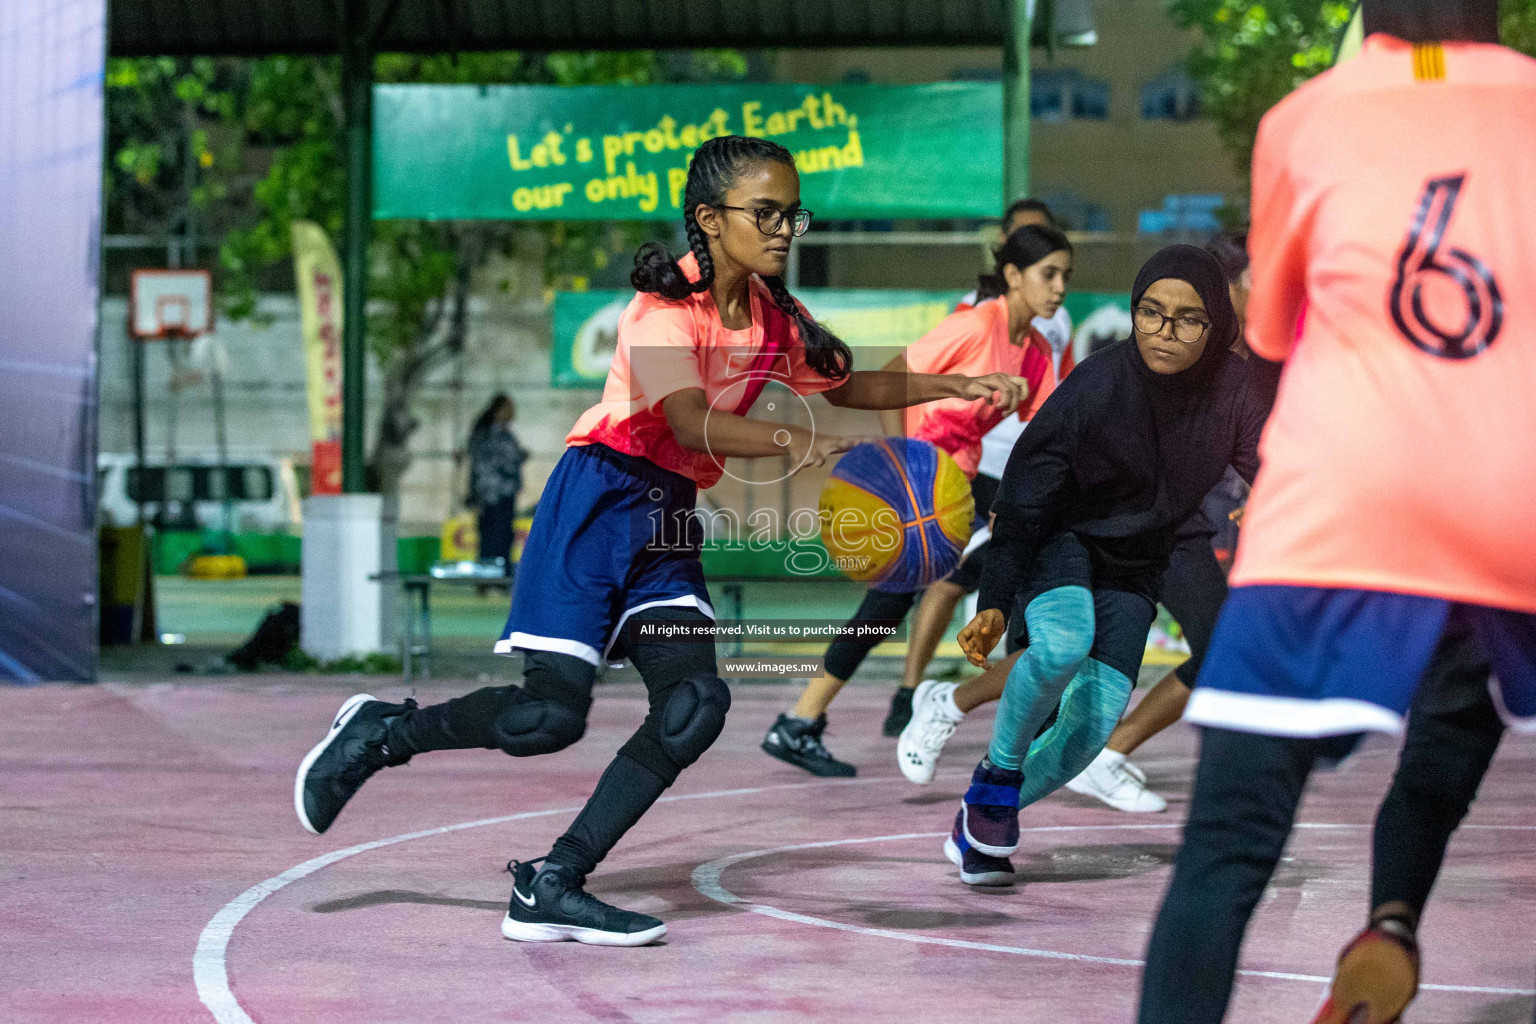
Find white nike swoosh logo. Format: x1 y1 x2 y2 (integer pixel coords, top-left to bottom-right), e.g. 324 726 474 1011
513 886 536 908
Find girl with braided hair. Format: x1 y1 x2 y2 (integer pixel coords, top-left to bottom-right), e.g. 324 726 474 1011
293 134 1028 947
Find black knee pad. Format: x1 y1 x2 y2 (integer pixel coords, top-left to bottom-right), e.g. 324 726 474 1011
492 651 593 756
619 672 731 784
491 691 587 756
658 672 731 767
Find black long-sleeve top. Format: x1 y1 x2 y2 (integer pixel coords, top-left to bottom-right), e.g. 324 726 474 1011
976 337 1278 616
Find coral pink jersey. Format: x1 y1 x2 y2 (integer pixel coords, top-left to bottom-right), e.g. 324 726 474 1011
1234 35 1536 613
567 253 841 489
901 298 1050 478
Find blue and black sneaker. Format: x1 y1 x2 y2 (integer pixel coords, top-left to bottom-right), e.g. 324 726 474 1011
502 858 667 947
959 758 1024 856
945 811 1016 886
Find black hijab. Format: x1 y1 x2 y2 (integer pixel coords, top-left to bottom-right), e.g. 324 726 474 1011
1127 244 1239 392
977 244 1269 613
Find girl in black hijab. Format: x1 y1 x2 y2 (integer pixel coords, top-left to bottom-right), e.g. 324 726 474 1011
941 245 1271 886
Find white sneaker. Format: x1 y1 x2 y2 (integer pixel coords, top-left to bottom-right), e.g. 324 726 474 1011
898 680 964 784
1064 749 1167 813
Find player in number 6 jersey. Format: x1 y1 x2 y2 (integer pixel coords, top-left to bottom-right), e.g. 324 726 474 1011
1138 3 1536 1022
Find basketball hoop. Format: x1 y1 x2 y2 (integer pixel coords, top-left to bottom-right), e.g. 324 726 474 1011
131 269 212 340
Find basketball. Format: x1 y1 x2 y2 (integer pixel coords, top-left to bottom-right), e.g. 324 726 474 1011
819 437 974 591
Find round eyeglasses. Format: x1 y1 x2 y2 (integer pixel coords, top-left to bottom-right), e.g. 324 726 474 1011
716 205 814 237
1133 306 1212 344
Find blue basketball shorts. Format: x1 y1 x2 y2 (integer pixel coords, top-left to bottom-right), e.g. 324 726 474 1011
493 443 713 667
1186 584 1536 737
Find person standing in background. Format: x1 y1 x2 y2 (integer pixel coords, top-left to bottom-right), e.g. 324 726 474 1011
467 394 528 575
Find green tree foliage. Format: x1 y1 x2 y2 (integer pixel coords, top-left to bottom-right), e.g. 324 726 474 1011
1162 1 1354 175
105 57 246 243
105 49 747 496
1165 1 1536 176
1506 2 1536 54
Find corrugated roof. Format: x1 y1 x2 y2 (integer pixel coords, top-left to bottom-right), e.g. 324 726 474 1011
108 0 1017 57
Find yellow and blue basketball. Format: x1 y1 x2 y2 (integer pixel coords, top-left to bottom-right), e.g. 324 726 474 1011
819 438 974 591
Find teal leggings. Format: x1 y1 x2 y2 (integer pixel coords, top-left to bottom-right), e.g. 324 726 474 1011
988 586 1137 809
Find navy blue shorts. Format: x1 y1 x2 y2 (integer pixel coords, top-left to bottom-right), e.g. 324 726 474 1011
493 444 713 667
1186 584 1536 737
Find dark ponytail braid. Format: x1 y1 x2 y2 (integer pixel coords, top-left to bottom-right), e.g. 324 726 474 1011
975 223 1073 303
630 134 852 381
630 206 716 300
762 273 851 381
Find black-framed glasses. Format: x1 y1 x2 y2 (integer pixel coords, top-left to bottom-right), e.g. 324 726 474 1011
1133 306 1212 344
716 204 814 237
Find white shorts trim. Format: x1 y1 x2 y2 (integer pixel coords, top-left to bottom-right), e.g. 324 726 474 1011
603 594 717 665
1489 676 1536 736
493 632 602 667
1184 688 1405 738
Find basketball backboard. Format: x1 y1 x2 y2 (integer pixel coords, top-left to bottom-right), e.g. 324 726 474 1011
130 269 212 339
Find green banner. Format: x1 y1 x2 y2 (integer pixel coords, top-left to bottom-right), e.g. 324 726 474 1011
1062 290 1135 353
551 289 1131 388
374 83 1003 222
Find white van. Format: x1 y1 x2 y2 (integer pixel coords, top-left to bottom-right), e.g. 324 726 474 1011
97 452 305 533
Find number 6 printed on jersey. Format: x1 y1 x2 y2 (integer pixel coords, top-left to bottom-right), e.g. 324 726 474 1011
1389 174 1504 360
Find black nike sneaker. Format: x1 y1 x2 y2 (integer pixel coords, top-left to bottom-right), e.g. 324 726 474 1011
502 859 667 947
294 693 416 835
761 714 857 777
882 686 915 737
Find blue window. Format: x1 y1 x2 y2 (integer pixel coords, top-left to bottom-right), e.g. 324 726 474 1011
1032 71 1066 122
1031 68 1110 122
1138 194 1226 236
1035 191 1112 233
1141 69 1201 121
1071 78 1109 120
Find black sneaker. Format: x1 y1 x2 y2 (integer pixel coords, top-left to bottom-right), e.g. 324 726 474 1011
502 859 667 947
761 714 857 777
882 686 915 737
294 693 416 835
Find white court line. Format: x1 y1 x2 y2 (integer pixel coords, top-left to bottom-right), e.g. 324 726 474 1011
196 777 1536 1023
690 827 1536 998
193 773 908 1024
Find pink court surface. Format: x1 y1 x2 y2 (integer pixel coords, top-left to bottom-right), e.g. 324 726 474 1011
4 677 1535 1024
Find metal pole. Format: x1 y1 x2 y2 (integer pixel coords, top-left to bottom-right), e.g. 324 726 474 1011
210 351 233 550
132 329 146 527
340 0 374 494
1003 0 1033 203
